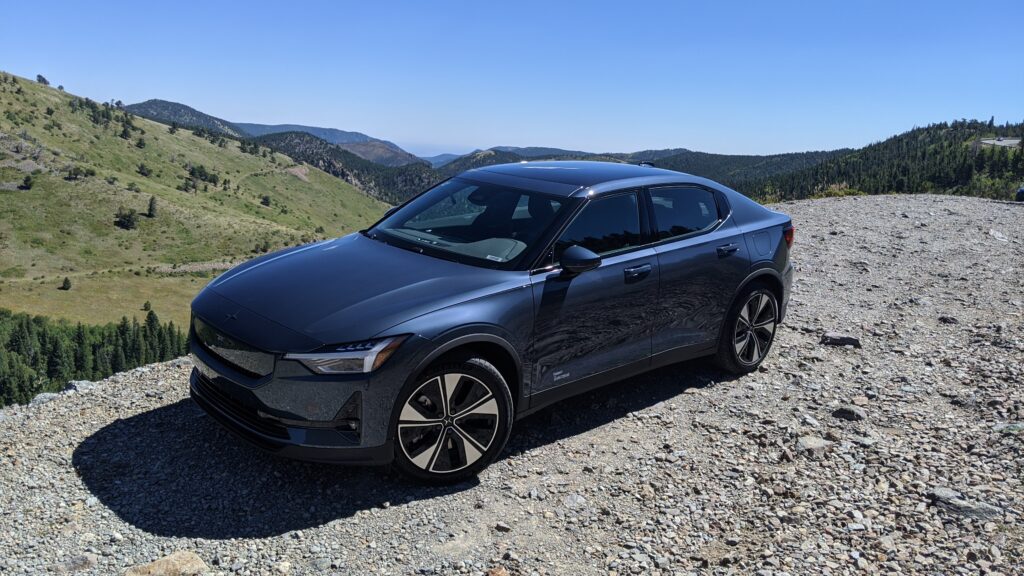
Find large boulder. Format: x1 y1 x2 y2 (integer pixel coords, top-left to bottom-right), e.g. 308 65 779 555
123 551 208 576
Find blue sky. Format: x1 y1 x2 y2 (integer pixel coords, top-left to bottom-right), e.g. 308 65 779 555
3 1 1021 156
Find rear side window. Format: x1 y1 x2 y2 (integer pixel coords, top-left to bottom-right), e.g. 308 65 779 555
650 186 719 239
555 193 641 259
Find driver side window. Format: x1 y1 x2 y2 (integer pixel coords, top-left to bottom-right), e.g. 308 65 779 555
555 193 641 262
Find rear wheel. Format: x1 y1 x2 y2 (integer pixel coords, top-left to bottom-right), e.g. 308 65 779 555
392 356 513 483
714 283 779 374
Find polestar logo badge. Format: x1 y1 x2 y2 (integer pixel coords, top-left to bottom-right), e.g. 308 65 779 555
225 311 239 321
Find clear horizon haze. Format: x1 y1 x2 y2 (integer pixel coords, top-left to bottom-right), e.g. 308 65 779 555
3 0 1022 157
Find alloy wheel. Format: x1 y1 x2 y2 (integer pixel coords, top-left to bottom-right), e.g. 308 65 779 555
397 373 500 474
733 292 777 365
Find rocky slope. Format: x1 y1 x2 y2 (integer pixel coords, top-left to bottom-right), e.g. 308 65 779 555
1 194 1022 575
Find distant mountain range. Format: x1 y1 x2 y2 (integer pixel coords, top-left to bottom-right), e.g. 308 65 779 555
126 98 1024 205
125 100 423 167
419 152 464 168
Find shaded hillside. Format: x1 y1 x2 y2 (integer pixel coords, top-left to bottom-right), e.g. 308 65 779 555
0 72 386 326
254 131 438 204
746 120 1024 200
235 122 424 167
125 99 246 138
652 149 851 186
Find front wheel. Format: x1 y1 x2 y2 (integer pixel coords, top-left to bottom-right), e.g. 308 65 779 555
391 356 513 483
714 284 779 374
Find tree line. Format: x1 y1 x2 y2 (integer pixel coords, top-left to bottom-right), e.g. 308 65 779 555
736 119 1024 201
0 308 188 407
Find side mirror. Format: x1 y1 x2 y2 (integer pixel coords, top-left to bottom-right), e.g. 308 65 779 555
560 245 601 276
383 205 399 218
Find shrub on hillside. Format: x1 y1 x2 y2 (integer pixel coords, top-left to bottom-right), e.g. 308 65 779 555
115 207 138 230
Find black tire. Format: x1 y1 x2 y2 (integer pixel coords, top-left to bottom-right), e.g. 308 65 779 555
391 356 513 483
714 282 779 374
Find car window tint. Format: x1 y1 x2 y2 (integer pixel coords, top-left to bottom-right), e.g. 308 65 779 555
556 193 640 259
650 187 719 239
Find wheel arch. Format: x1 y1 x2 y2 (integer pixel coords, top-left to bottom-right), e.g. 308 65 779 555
727 267 785 328
408 331 524 410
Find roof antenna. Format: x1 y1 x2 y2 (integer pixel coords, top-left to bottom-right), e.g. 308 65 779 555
638 161 656 168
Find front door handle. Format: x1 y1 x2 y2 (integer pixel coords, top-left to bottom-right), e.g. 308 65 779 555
716 243 740 257
623 263 652 281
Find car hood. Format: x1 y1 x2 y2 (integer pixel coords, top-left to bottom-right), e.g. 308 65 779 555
199 233 520 349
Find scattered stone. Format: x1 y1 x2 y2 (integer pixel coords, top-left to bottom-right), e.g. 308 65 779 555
796 436 832 456
64 380 96 393
832 405 868 421
494 522 511 533
938 315 959 325
988 228 1009 242
123 551 208 576
61 553 98 572
926 487 1004 521
562 493 587 509
820 333 862 348
29 392 60 406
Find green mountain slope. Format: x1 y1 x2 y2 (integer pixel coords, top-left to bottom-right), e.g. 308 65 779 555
0 72 387 326
745 120 1024 200
124 99 247 138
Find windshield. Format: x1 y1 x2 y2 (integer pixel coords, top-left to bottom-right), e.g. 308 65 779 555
368 178 573 269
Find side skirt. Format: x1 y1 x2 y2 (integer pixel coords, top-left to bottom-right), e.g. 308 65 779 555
517 341 716 420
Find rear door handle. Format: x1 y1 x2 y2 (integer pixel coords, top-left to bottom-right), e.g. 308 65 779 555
624 263 652 280
716 243 740 257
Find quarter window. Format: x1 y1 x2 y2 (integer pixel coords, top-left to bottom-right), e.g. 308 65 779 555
650 187 719 240
555 193 641 260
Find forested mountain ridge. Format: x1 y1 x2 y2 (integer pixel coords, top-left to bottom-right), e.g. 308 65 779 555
128 97 1024 202
254 131 438 205
124 99 248 138
746 120 1024 200
256 120 1024 206
235 122 425 167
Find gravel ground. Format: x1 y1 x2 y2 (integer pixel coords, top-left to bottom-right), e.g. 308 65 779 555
1 194 1022 575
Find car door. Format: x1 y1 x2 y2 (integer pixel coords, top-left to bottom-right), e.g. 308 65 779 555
529 191 658 395
648 185 750 355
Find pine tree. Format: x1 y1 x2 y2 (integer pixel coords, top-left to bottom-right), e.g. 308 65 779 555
46 334 74 383
73 323 93 377
60 277 72 290
147 196 157 218
145 310 161 362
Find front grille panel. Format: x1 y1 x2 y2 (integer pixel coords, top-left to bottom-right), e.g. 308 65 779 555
192 372 289 439
192 316 274 377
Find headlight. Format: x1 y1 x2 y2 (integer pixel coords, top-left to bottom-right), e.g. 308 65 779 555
284 336 408 374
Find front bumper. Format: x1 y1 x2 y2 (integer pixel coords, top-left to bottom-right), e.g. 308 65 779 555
188 328 428 465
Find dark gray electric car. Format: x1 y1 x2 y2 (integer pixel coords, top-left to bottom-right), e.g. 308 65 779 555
189 161 794 481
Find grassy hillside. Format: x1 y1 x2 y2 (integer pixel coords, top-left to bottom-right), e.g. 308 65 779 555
0 72 387 326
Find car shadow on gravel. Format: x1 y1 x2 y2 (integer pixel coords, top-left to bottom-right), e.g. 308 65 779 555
72 359 734 539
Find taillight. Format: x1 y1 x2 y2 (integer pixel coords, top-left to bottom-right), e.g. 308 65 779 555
783 225 795 249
